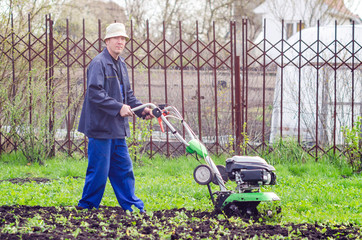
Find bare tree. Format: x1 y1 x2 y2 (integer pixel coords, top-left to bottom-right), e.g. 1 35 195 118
0 0 68 104
54 0 128 40
119 0 258 41
1 0 68 33
123 0 149 38
261 0 360 27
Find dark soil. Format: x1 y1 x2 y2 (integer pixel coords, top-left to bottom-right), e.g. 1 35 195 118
0 177 52 184
0 178 361 239
0 205 360 239
0 177 83 185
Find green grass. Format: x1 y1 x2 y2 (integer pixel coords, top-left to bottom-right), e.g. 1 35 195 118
0 151 361 225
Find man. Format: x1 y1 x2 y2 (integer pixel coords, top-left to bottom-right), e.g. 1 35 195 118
78 22 153 213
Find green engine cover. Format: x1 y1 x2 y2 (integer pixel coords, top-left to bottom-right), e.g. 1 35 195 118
186 139 208 157
222 192 280 208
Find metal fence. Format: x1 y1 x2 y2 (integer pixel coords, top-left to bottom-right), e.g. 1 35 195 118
241 19 362 159
0 15 361 159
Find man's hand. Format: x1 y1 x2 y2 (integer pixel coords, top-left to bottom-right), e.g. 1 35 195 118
141 107 154 120
120 104 134 117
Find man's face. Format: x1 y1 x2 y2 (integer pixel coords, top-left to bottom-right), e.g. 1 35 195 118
106 36 127 59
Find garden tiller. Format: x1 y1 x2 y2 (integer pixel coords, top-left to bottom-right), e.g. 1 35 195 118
132 103 281 218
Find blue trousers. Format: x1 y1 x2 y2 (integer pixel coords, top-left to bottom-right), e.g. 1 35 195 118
78 138 144 212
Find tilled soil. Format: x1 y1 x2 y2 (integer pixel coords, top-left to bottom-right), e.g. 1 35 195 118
0 178 361 239
0 205 360 239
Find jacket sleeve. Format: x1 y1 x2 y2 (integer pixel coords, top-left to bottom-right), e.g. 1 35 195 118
87 60 123 116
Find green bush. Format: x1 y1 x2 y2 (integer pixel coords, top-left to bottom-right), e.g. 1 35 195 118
1 71 59 164
342 116 362 172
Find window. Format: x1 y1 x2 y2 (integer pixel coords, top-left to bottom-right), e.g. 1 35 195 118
286 23 294 39
286 22 305 39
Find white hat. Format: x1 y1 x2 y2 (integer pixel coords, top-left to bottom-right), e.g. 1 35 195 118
104 23 129 41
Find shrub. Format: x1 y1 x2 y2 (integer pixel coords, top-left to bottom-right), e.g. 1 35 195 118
341 116 362 173
1 70 64 164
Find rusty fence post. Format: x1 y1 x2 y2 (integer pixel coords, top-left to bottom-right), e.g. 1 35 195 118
235 56 241 155
46 15 56 157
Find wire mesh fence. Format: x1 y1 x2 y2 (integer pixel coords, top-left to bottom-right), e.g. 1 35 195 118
0 15 361 160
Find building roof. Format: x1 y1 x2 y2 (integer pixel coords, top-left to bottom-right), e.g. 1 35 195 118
254 0 361 22
324 0 361 20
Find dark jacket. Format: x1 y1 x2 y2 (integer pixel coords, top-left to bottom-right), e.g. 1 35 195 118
78 48 143 139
